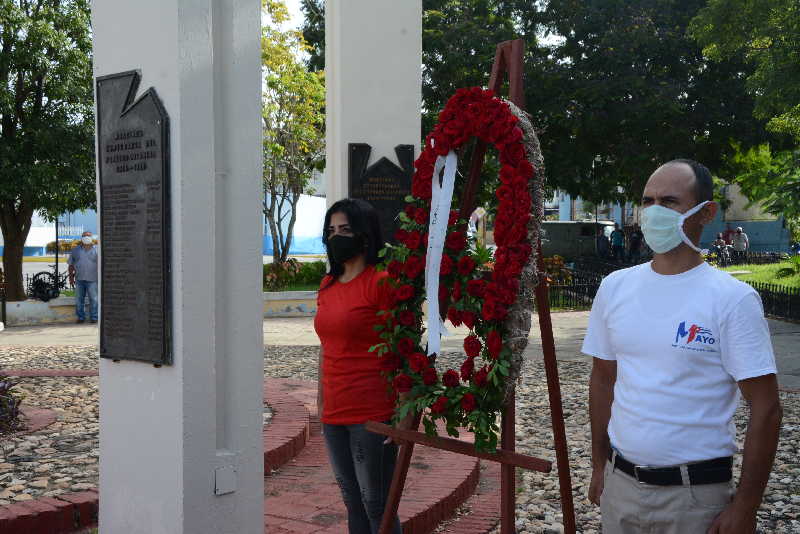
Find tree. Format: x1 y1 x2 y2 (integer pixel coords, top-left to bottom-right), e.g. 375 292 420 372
262 0 325 263
690 0 800 141
300 1 768 206
0 0 94 301
536 0 768 204
722 142 800 229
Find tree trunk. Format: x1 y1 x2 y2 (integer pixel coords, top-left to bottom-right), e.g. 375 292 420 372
0 204 34 301
1 237 27 301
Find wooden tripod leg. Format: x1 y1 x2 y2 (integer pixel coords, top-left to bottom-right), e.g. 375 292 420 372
534 241 577 534
378 413 422 534
500 392 516 533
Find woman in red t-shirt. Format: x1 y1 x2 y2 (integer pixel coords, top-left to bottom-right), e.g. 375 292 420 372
315 198 402 534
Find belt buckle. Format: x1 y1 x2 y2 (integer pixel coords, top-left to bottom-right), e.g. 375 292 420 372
633 465 649 484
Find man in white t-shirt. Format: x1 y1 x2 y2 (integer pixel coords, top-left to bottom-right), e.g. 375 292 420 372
583 159 782 534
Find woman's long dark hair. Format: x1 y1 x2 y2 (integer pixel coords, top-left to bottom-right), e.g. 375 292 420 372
322 198 383 286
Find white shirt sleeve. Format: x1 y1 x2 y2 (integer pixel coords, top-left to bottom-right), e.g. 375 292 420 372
719 291 777 381
581 278 616 360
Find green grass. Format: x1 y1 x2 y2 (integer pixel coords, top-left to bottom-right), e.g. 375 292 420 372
721 261 800 288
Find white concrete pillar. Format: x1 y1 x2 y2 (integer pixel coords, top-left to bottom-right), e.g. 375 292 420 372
325 0 423 206
92 1 264 533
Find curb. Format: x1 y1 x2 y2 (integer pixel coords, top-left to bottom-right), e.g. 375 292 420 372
264 380 312 473
0 490 97 533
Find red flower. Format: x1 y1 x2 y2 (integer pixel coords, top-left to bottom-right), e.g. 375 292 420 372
460 357 475 381
452 280 462 301
440 254 454 276
461 393 477 413
481 298 508 321
393 374 413 393
398 310 416 327
445 231 466 252
487 330 503 359
422 367 438 386
414 208 428 225
431 396 449 414
461 311 477 329
395 284 414 301
412 175 433 200
457 256 476 276
464 335 482 358
395 229 409 243
516 159 534 179
448 210 460 226
397 337 415 355
387 260 402 278
447 307 462 327
380 353 401 372
403 255 425 279
408 352 428 373
443 369 460 388
439 284 449 302
473 366 489 387
404 204 416 218
466 279 485 297
404 230 423 250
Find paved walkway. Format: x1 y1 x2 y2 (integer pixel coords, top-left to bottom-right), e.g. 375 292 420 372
3 312 798 390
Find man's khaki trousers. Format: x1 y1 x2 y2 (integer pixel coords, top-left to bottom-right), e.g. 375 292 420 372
600 459 733 533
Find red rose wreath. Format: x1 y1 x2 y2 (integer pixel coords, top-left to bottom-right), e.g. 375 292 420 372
371 87 543 453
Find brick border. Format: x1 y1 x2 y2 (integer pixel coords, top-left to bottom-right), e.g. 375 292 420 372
0 490 97 533
264 380 312 473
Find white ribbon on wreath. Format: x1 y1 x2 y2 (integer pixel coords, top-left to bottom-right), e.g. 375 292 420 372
424 148 458 356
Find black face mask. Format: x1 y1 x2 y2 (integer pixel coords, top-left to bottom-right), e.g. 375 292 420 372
328 234 365 264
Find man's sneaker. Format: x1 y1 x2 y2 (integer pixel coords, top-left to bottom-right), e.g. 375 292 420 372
77 319 85 324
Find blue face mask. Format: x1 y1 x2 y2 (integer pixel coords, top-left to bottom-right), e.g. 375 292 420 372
640 201 710 254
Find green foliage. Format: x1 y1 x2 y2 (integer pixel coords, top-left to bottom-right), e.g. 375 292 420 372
722 143 800 223
262 0 325 263
0 0 94 300
691 0 800 141
721 260 800 288
776 256 800 279
539 0 767 203
0 378 23 434
263 259 326 291
301 0 767 207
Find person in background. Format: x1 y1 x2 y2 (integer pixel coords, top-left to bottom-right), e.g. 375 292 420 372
67 231 98 324
315 198 404 534
610 223 626 263
627 224 644 264
596 227 611 259
732 226 750 263
585 159 781 534
722 223 735 245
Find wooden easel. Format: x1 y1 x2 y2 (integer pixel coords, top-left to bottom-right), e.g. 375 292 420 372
367 39 576 534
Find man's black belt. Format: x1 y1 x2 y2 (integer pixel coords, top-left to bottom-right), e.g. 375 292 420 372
608 449 733 486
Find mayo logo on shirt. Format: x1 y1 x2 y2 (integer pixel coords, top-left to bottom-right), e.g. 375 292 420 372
675 321 715 345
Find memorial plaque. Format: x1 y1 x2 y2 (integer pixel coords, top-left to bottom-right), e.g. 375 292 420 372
96 70 171 365
348 143 414 241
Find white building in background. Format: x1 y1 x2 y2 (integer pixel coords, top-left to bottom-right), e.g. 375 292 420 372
0 210 98 256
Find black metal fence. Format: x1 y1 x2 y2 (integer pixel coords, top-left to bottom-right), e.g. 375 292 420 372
547 265 799 321
726 251 787 266
548 270 602 310
748 282 800 321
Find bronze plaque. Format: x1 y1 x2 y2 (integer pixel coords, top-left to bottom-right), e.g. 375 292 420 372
348 143 414 241
96 70 171 365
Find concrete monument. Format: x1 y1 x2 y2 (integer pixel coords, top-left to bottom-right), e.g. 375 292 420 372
92 1 264 532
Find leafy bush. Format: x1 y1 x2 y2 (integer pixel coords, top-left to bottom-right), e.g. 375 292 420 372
543 255 573 284
263 260 328 291
776 256 800 278
45 238 97 254
0 378 23 434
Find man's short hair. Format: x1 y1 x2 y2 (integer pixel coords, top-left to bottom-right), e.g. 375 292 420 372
664 158 713 204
